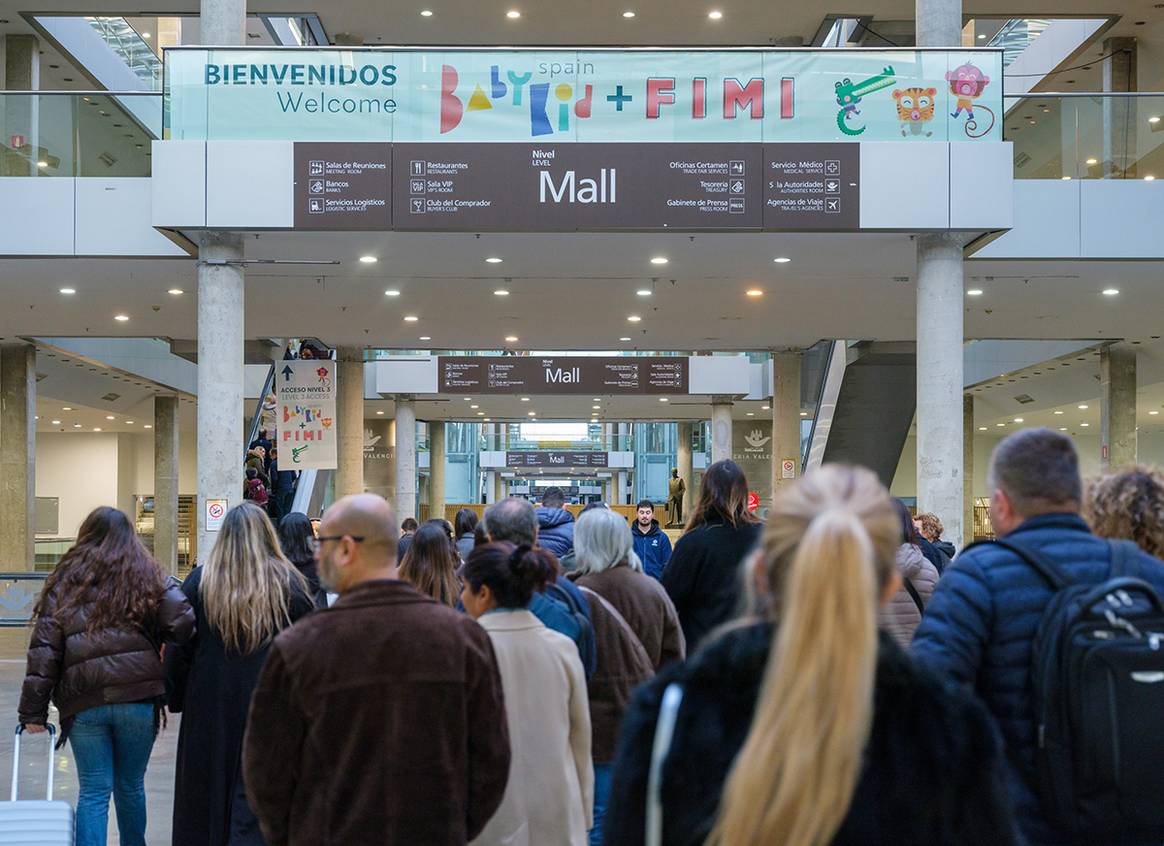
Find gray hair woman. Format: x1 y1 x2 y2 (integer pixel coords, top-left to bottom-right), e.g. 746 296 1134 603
570 507 686 846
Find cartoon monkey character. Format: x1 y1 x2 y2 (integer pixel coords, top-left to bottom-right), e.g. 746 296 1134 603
946 62 990 120
892 87 937 137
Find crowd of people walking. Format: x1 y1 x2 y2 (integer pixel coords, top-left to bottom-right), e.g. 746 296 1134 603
17 427 1164 845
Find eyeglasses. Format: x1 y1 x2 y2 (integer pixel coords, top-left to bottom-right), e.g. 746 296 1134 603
312 534 365 549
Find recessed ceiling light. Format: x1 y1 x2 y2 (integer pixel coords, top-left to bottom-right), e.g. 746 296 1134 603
707 9 723 19
470 404 479 409
93 427 102 432
493 289 510 296
978 426 987 431
419 335 431 341
376 410 385 415
477 411 485 416
1145 175 1157 181
773 256 791 263
1081 422 1090 427
464 397 473 401
649 256 668 265
746 412 754 416
142 32 151 38
1061 176 1072 181
977 32 986 39
996 422 1006 427
359 255 378 264
590 417 598 423
404 315 419 321
528 411 536 416
967 289 983 296
622 9 636 16
51 420 60 425
800 411 808 417
114 314 129 321
59 287 76 295
1151 410 1160 416
627 315 642 322
761 405 769 411
1086 158 1098 165
1102 288 1120 296
384 289 400 297
1054 410 1064 415
592 398 601 402
62 407 72 411
37 161 48 168
506 9 521 18
1150 116 1161 124
73 423 82 429
521 397 530 401
1014 417 1024 423
659 398 669 402
484 418 491 422
592 405 601 410
1078 404 1089 409
636 289 652 297
420 9 433 15
746 289 764 297
619 336 632 342
167 288 183 295
1060 427 1068 431
485 256 503 264
143 424 152 429
126 421 134 425
105 415 115 420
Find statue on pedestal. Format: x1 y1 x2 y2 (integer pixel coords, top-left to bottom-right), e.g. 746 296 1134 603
667 467 686 527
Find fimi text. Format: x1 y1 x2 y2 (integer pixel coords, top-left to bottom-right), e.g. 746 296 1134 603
539 169 617 204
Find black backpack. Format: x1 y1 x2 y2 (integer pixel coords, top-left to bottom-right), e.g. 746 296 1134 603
990 537 1164 843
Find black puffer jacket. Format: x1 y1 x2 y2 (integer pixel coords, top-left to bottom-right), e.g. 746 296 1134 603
19 581 195 726
603 622 1022 846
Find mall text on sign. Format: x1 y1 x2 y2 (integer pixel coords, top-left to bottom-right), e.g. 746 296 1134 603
206 499 228 532
293 142 391 230
439 356 688 395
277 359 338 471
506 451 610 468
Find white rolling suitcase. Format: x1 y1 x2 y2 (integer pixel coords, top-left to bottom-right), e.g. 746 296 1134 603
0 725 74 844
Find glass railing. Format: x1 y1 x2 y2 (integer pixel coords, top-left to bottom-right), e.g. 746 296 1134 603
85 16 162 90
1006 93 1164 180
0 92 158 177
480 435 634 452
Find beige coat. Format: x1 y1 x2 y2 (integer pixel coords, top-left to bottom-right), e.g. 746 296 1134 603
473 610 594 846
880 543 940 648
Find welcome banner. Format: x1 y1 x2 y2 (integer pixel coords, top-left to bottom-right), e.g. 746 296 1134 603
165 47 1003 144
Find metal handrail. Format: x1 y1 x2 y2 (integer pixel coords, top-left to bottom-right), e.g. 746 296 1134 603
0 90 160 95
1006 91 1164 97
245 362 276 459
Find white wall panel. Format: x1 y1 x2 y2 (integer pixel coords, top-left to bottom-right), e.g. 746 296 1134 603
205 141 293 228
151 140 205 228
1080 182 1164 258
0 178 75 255
76 178 189 256
374 357 439 395
950 142 1014 231
689 355 751 395
859 143 949 230
971 180 1080 259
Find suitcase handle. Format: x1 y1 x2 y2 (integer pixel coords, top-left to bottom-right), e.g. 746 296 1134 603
11 724 56 802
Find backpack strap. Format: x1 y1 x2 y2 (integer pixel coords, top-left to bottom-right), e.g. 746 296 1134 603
902 576 926 615
1107 538 1140 578
987 537 1070 591
646 682 685 846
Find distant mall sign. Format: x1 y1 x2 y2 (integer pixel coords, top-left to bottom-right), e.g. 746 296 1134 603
439 356 687 394
507 451 610 468
165 48 1003 144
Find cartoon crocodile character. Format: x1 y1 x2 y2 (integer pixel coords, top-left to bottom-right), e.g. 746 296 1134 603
835 66 896 136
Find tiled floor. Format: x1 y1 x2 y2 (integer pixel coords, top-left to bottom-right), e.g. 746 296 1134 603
0 656 178 843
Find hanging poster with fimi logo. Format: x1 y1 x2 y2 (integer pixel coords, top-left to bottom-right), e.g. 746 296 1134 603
277 360 337 470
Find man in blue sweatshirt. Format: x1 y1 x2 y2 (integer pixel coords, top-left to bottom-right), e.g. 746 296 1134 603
631 500 673 581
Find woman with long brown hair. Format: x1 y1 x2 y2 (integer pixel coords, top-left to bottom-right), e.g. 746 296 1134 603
18 506 195 846
660 460 761 650
399 521 461 606
167 502 312 846
604 465 1020 846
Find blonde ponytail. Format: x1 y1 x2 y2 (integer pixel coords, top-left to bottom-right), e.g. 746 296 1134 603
707 465 897 846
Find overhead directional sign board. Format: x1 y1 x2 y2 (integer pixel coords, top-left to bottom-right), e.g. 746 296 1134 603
507 451 610 468
293 142 391 229
439 356 688 394
277 359 337 470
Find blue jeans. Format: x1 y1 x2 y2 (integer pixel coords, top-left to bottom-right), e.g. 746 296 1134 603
69 703 156 846
590 763 612 846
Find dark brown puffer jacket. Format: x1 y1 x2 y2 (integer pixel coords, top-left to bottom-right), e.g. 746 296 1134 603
18 581 195 725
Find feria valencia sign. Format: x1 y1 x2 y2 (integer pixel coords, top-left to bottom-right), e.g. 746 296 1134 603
164 47 1003 144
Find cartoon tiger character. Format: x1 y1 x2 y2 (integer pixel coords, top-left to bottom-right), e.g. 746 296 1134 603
892 87 937 137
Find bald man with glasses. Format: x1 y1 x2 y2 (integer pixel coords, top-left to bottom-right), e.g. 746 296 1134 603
243 494 510 846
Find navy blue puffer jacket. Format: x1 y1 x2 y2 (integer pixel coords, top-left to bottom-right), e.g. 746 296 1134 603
535 507 575 558
912 512 1164 846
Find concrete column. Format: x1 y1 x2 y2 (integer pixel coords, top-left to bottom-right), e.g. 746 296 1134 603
916 233 965 550
336 346 365 498
395 397 417 521
710 400 733 465
1102 37 1137 179
615 470 628 505
492 471 505 503
771 352 802 495
677 421 694 519
196 232 244 560
386 418 397 507
429 420 446 520
485 470 498 504
199 0 247 45
1101 342 1137 470
0 343 35 568
963 393 974 544
3 35 39 89
914 0 962 47
154 395 180 576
